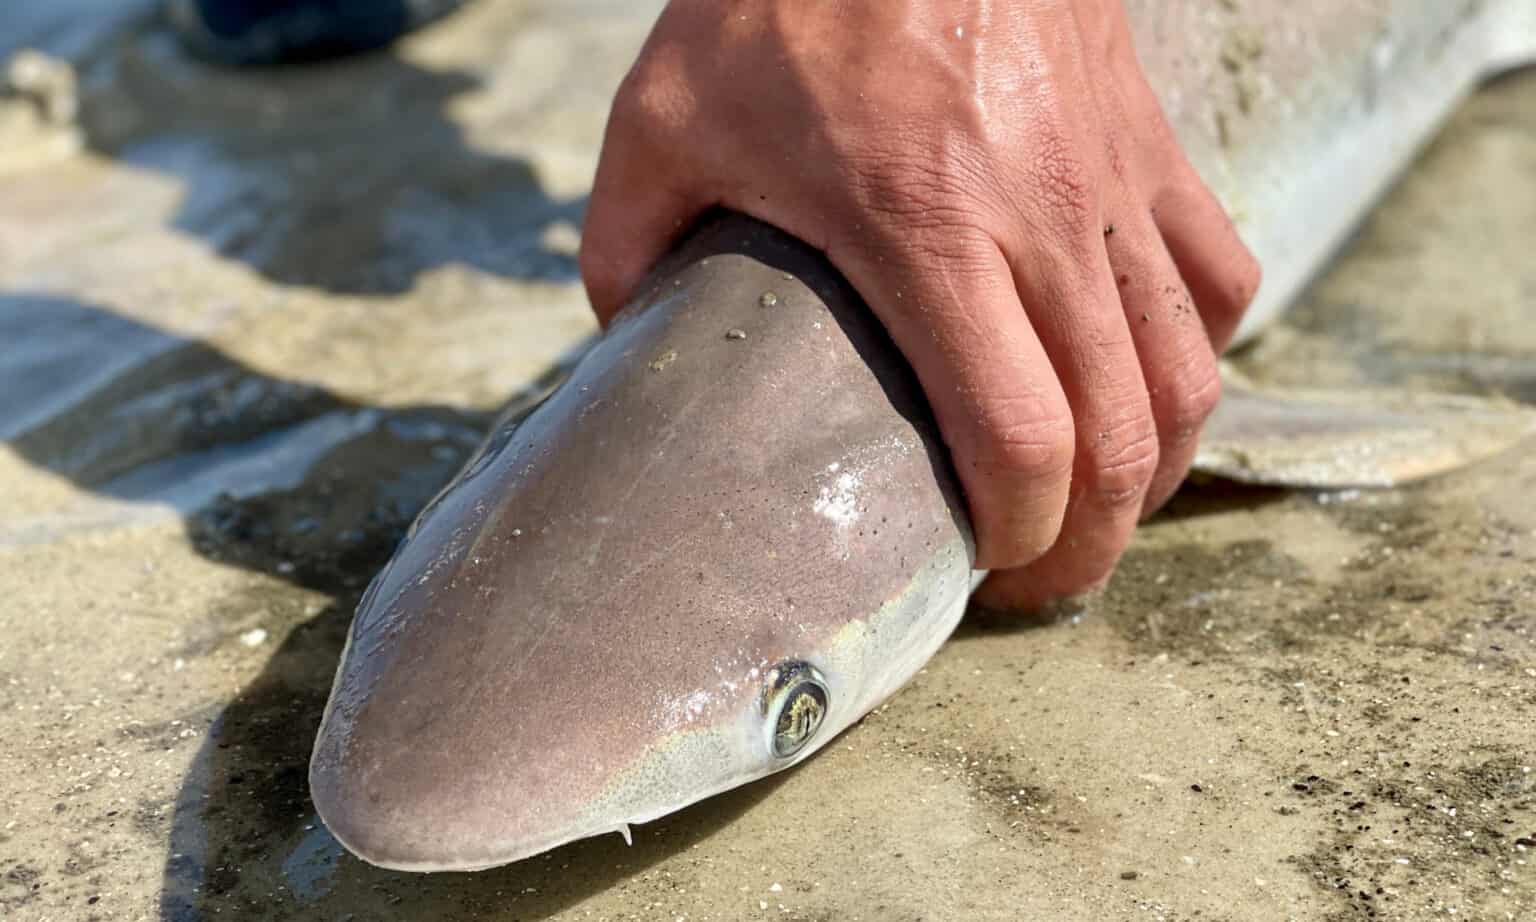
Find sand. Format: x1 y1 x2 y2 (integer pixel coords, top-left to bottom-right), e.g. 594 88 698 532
0 2 1532 920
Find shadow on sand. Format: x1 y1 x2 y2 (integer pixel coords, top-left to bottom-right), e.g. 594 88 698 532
1 294 783 920
68 5 585 294
1 281 1277 917
0 12 1291 909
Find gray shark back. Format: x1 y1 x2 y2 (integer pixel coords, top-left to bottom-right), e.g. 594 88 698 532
309 214 974 871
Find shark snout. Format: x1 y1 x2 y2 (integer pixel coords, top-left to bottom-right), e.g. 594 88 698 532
309 704 595 872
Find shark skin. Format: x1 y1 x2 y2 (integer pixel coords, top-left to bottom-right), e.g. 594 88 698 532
310 0 1536 872
310 216 977 871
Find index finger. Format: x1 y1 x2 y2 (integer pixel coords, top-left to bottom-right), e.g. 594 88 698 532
825 225 1076 572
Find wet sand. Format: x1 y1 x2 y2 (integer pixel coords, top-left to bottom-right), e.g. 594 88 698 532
1 2 1533 920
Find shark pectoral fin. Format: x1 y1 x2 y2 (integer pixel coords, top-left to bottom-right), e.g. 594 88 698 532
1194 373 1536 488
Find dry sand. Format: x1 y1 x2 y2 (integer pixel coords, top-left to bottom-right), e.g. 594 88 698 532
0 2 1532 920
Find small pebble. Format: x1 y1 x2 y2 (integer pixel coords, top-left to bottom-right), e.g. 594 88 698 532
759 291 779 308
725 329 747 340
1120 870 1139 880
239 628 268 647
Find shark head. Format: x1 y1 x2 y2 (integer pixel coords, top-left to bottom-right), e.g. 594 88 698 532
308 215 975 871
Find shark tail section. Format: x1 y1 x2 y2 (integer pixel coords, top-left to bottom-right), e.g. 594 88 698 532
1195 371 1536 489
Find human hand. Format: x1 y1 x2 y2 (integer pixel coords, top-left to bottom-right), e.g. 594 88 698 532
580 0 1260 610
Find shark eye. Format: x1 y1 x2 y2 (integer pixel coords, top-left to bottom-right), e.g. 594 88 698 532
763 661 829 759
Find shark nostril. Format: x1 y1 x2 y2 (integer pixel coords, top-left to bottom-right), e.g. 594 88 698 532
763 661 829 759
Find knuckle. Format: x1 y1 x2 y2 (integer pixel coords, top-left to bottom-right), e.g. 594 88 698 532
964 396 1076 572
1231 247 1263 307
831 218 1000 310
1103 132 1127 182
834 153 1002 280
1027 123 1098 241
973 399 1077 484
1141 105 1178 151
1082 410 1160 510
891 215 993 265
851 139 990 225
1161 354 1223 438
611 47 696 140
1137 107 1196 182
1196 222 1264 317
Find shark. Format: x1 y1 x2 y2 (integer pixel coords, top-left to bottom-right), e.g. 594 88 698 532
309 0 1536 871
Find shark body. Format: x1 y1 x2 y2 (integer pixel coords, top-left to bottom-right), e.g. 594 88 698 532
310 0 1536 872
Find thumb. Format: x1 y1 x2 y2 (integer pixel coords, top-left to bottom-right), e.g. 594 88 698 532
579 132 708 326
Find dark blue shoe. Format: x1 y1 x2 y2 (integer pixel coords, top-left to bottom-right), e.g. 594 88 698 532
167 0 467 65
